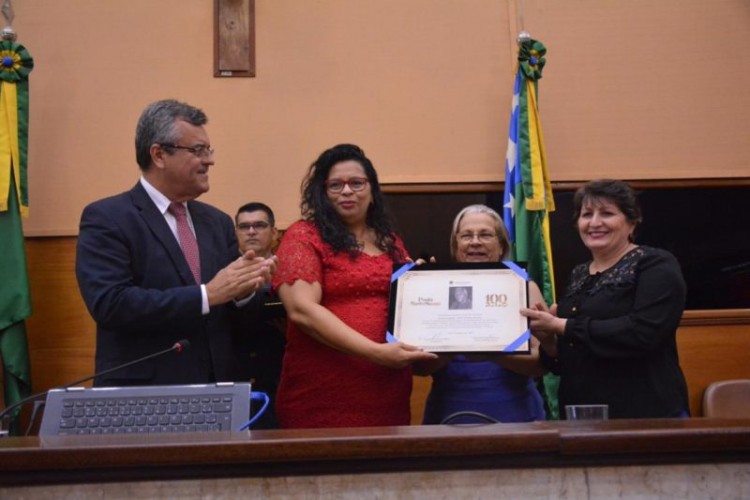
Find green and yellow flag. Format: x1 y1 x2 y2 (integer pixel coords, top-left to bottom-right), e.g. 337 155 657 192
502 38 559 419
0 38 33 435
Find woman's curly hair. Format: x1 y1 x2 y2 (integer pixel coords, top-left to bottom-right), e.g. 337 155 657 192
301 144 404 261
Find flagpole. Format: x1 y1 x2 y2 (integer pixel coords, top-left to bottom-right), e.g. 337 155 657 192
1 0 16 41
516 0 526 35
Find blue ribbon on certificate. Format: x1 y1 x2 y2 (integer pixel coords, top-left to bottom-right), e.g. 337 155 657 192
387 262 416 343
503 329 531 352
391 262 416 282
502 260 528 281
502 260 530 351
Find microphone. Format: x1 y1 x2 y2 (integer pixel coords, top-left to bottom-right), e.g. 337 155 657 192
0 339 191 434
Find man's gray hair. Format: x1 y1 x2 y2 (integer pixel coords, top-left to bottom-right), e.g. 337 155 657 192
135 99 208 170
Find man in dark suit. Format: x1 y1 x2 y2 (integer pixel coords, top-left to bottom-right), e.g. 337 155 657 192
233 202 286 428
76 99 275 386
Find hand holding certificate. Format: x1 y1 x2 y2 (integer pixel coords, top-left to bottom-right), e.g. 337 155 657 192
388 262 531 353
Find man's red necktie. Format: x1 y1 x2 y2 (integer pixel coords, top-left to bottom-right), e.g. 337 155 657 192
168 202 201 284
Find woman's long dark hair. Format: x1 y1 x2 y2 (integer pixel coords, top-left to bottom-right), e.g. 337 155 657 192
301 144 404 261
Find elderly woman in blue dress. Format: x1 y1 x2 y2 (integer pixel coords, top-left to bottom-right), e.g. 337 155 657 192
418 204 547 424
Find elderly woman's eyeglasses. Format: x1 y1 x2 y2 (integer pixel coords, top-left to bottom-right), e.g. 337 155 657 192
160 143 215 158
457 232 497 243
325 177 369 193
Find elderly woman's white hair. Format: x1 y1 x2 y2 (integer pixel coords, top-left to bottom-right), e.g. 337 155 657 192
449 204 511 261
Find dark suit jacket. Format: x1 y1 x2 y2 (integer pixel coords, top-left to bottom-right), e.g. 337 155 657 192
231 284 286 429
76 182 241 386
232 284 286 392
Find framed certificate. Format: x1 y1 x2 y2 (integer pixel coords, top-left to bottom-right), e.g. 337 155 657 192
387 262 530 353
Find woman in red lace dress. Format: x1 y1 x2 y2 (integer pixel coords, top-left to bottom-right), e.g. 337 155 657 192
272 144 438 428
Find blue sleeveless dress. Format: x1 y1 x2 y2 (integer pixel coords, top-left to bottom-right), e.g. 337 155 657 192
423 356 545 424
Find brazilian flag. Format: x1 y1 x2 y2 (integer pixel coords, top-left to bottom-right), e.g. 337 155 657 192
0 39 33 436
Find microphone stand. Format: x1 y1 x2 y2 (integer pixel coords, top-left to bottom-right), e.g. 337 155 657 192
0 340 190 436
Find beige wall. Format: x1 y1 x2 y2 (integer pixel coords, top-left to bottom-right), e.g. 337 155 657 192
14 0 750 235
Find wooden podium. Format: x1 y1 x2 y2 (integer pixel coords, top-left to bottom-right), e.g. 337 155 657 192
1 418 749 497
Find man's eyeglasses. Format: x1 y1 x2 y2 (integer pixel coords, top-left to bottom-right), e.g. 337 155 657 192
237 221 270 232
457 232 497 243
325 177 369 193
160 143 215 158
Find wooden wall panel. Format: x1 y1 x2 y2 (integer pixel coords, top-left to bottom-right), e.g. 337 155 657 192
24 237 95 392
21 237 750 422
677 324 750 417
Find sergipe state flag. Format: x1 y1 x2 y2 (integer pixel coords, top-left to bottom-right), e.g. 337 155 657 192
502 37 559 418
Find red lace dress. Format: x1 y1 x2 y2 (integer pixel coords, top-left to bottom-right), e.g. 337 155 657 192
272 220 412 428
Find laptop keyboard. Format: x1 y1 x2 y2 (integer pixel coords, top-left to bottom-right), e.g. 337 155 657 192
40 383 251 436
58 394 233 435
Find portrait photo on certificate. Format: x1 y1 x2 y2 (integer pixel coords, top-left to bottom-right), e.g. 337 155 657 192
387 262 531 353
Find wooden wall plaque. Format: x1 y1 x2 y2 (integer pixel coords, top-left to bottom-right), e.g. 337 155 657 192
214 0 255 77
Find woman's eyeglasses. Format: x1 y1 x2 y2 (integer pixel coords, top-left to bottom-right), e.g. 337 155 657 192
325 177 369 193
457 232 497 243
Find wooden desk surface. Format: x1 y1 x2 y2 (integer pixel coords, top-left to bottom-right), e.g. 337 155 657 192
1 418 749 486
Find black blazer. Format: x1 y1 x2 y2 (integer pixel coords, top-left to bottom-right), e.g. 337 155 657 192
76 182 241 386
